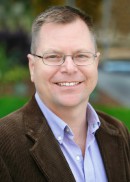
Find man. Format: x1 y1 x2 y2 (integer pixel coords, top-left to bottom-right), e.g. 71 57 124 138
0 6 129 182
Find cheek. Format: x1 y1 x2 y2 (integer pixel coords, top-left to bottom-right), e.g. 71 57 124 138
34 69 45 84
33 66 57 87
85 65 98 78
29 61 43 83
91 68 98 83
30 65 43 86
84 67 98 87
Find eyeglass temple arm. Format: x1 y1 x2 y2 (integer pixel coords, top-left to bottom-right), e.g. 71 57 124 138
31 54 43 59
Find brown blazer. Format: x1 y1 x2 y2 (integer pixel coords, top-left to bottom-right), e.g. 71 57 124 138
0 96 130 182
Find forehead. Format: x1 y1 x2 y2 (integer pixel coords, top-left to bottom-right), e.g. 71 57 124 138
37 19 95 52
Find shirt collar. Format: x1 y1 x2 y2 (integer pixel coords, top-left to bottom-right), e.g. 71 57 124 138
35 92 73 144
87 103 100 134
35 92 100 143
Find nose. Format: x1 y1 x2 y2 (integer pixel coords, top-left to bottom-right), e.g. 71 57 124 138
60 55 78 74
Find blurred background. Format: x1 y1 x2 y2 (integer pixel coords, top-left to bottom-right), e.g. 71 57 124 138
0 0 130 129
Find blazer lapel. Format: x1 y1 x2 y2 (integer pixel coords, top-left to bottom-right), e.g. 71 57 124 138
24 96 75 182
96 117 127 182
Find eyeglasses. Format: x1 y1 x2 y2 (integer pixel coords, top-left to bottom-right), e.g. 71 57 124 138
31 51 97 66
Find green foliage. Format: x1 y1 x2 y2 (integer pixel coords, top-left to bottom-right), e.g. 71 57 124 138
0 0 65 31
94 105 130 130
0 46 10 83
0 46 29 84
2 66 29 84
0 45 8 73
0 96 28 118
0 1 33 31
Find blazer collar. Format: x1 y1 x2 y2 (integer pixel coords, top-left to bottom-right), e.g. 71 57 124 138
22 97 127 182
23 96 75 182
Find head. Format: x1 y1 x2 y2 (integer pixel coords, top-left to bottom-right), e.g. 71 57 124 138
28 6 100 114
31 6 97 53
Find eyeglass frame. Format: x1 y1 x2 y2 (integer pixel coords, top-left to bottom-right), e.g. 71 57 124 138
31 51 98 66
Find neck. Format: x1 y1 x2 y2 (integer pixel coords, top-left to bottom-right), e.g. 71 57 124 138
52 103 88 156
53 102 87 127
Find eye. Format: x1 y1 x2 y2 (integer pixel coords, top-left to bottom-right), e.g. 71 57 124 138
43 53 63 63
77 54 87 58
45 54 59 59
75 53 90 59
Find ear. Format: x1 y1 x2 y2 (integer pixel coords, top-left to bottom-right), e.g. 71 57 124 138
27 54 35 82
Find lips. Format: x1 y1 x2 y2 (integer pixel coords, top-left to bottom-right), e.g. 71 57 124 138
56 82 81 87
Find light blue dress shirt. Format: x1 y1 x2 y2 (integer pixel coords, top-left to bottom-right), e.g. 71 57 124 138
35 93 108 182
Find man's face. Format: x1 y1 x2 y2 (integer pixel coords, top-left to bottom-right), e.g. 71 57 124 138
28 19 100 112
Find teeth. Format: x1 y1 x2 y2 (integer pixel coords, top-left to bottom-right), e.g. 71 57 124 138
58 82 79 86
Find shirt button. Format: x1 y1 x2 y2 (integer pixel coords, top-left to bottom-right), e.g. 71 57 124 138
57 136 62 141
76 155 80 161
65 127 70 133
93 123 97 128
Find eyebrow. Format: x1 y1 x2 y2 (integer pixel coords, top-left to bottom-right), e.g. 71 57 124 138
41 49 62 54
41 49 96 54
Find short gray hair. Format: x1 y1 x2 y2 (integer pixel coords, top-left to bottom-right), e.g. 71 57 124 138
31 6 96 53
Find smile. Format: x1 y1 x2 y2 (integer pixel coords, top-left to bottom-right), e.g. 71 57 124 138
57 82 80 87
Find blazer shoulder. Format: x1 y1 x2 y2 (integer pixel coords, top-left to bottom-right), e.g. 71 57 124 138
0 96 43 148
96 110 130 144
0 105 27 148
0 106 24 129
0 110 23 143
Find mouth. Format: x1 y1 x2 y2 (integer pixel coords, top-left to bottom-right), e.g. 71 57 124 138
56 81 81 87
